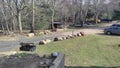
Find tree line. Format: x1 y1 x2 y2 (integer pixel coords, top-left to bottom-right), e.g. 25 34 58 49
0 0 120 34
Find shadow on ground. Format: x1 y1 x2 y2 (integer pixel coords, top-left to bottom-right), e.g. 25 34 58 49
65 66 120 68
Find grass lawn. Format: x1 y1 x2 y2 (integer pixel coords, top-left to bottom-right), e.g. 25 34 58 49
35 35 120 67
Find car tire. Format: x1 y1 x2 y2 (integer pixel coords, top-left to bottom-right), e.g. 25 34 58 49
30 47 36 52
30 48 34 51
106 31 111 35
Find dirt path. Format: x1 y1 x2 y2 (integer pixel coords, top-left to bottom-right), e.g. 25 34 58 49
59 22 115 35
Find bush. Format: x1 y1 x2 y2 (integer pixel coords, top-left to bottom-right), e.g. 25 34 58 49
35 21 50 30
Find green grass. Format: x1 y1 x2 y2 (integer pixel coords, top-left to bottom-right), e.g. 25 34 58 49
35 35 120 66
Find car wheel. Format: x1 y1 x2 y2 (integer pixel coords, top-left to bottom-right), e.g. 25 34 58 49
30 48 34 51
106 31 111 35
30 47 36 52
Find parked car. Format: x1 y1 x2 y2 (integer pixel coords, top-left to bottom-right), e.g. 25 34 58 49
101 19 112 22
104 24 120 35
20 42 36 51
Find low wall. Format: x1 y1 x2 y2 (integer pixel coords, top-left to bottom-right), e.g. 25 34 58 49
50 53 65 68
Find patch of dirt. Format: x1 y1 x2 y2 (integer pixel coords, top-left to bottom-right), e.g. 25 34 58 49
0 51 17 56
0 36 19 41
0 34 29 41
79 29 103 35
57 23 117 35
0 54 54 68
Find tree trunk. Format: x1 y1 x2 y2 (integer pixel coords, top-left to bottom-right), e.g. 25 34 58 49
12 17 16 32
1 9 10 34
18 12 22 33
72 12 76 24
74 12 79 24
5 21 10 34
30 0 35 33
79 0 84 27
10 10 16 32
80 10 84 27
51 9 55 30
1 24 5 33
82 7 89 27
1 0 10 34
94 13 99 24
64 17 67 29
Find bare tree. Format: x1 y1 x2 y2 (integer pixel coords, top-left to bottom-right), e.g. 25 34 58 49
0 0 119 35
0 0 11 34
92 0 105 24
13 0 27 33
30 0 35 33
6 0 17 32
48 0 58 30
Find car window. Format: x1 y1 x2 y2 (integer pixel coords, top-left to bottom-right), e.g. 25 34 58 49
111 24 120 28
118 26 120 29
112 24 116 26
117 25 120 27
111 25 116 28
112 24 118 26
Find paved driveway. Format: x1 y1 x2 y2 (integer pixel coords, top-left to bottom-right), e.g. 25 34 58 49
1 23 110 52
0 34 62 52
